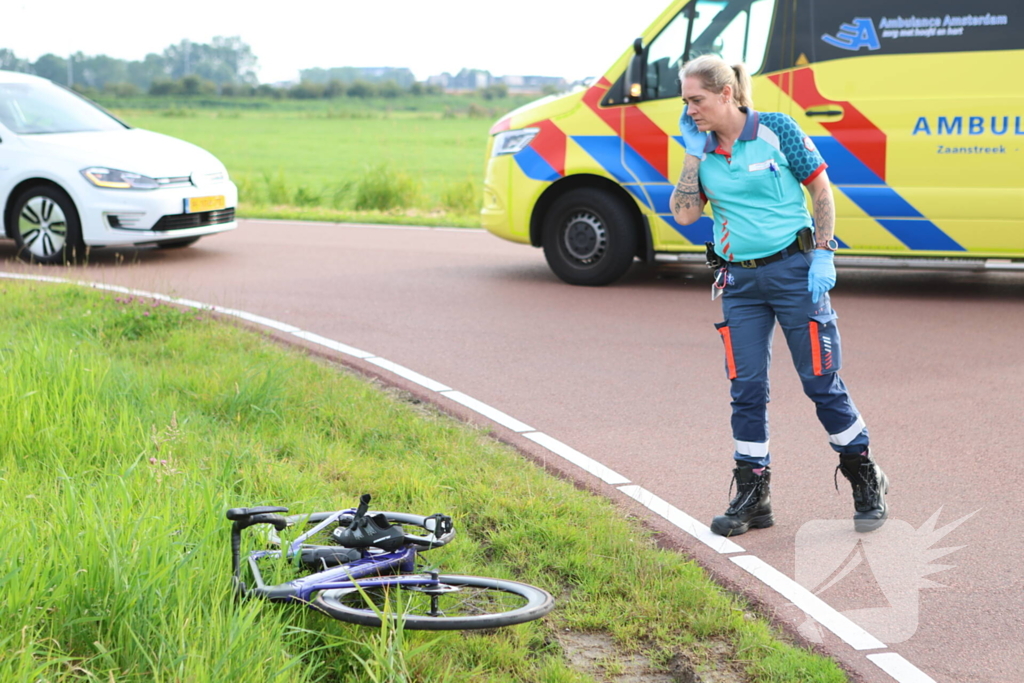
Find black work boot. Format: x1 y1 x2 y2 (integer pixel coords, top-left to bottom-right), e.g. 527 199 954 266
710 464 773 537
837 451 889 532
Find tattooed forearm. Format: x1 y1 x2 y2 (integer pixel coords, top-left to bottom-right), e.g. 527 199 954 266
670 155 704 223
813 185 835 240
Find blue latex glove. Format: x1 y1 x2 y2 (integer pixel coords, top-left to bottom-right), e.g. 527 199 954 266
678 105 707 160
808 249 837 303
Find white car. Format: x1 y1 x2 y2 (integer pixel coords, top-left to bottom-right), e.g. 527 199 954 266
0 69 238 263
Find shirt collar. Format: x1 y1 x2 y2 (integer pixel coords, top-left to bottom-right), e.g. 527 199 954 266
703 107 759 154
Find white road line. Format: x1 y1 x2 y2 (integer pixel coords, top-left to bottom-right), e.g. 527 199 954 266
731 555 887 651
439 390 534 433
2 270 942 682
290 330 374 359
522 432 631 486
866 653 938 683
617 485 744 554
364 357 452 392
206 306 302 333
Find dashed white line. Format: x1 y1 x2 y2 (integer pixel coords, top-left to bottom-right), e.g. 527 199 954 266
866 653 938 683
617 485 744 554
730 555 886 651
0 270 935 683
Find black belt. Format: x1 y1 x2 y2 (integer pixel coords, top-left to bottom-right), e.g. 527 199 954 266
735 228 813 269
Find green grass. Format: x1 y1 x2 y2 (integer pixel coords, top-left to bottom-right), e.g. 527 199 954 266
0 281 848 682
108 96 528 227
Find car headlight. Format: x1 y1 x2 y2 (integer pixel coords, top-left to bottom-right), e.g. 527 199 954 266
492 128 539 157
81 167 159 190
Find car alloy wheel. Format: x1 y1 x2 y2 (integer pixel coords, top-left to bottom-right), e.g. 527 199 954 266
18 195 68 260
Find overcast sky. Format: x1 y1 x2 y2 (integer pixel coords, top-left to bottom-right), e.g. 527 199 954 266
4 0 675 83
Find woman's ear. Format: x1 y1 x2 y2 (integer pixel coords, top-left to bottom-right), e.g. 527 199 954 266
720 84 733 104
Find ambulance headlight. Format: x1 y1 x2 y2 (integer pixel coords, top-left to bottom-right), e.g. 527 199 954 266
492 128 539 156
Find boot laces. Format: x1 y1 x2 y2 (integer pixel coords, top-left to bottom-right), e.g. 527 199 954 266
727 471 764 513
835 461 880 505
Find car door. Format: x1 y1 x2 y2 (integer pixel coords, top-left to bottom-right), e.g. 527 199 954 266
778 0 1023 255
622 0 782 252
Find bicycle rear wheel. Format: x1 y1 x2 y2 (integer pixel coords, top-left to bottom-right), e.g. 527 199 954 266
312 574 554 630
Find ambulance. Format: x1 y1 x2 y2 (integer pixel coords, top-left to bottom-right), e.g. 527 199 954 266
481 0 1023 285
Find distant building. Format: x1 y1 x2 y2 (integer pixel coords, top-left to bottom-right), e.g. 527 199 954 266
425 69 568 94
496 74 568 94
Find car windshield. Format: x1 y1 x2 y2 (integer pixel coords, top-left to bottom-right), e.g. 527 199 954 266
0 81 127 135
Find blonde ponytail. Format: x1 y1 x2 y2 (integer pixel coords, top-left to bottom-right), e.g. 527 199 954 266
680 55 754 109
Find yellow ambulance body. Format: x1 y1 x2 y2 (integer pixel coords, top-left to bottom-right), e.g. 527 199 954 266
482 0 1023 285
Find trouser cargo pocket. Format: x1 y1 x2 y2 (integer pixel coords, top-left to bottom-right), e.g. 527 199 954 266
715 321 738 380
808 312 842 376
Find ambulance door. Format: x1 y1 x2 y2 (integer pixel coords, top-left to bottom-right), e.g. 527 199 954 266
779 0 1023 255
623 0 781 251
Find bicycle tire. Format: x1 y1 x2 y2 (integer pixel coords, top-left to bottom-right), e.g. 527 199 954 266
312 574 554 630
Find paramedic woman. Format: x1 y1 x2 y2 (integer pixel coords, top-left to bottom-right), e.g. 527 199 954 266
669 55 889 537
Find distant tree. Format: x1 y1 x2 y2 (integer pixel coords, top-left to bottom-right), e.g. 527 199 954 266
149 78 182 96
163 36 258 85
480 83 508 100
33 54 69 85
288 81 324 99
127 53 168 90
180 74 217 95
409 81 426 96
542 84 561 96
255 83 282 99
0 49 32 73
75 54 129 89
103 82 141 97
346 80 376 98
324 79 346 98
377 80 401 98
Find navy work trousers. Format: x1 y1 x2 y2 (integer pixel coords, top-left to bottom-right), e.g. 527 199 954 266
715 250 869 467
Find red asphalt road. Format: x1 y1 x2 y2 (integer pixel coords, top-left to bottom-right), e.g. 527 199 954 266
4 220 1022 683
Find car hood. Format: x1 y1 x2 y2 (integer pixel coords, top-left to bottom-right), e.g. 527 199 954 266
19 128 226 178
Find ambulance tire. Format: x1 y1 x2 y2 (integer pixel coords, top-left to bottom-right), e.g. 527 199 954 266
542 188 637 286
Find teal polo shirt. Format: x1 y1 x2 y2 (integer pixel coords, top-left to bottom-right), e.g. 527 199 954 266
698 108 827 262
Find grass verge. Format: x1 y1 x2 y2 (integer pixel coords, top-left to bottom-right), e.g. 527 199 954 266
0 282 847 682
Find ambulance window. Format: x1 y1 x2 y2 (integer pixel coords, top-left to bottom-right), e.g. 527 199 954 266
644 0 775 100
688 0 774 71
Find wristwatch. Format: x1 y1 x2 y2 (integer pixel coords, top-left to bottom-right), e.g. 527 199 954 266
815 238 839 251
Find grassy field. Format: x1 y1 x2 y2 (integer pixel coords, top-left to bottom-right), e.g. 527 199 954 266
0 280 848 682
104 94 540 228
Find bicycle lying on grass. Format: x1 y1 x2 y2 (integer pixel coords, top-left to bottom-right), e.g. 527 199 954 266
227 494 555 630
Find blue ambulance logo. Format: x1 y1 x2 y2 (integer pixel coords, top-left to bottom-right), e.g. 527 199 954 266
822 18 881 51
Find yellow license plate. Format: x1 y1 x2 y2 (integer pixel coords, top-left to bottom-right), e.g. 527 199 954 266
184 195 226 213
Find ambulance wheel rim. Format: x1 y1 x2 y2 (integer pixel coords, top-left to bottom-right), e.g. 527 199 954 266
563 212 606 263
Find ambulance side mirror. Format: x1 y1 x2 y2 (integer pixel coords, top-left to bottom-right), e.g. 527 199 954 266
625 37 644 101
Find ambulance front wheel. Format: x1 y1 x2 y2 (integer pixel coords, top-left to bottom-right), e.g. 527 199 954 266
542 188 638 286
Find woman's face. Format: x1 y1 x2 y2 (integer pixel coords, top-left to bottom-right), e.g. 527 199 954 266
682 77 732 133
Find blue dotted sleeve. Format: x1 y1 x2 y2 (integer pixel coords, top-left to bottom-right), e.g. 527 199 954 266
759 113 826 184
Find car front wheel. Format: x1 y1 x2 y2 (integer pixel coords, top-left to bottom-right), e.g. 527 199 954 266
10 184 85 264
541 188 638 286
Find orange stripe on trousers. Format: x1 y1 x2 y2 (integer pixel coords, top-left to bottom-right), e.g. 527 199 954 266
809 321 823 376
718 326 738 380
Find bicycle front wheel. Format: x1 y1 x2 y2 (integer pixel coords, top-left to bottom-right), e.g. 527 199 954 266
312 574 554 630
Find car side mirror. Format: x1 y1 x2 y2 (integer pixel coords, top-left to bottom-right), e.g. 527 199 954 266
625 37 644 101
